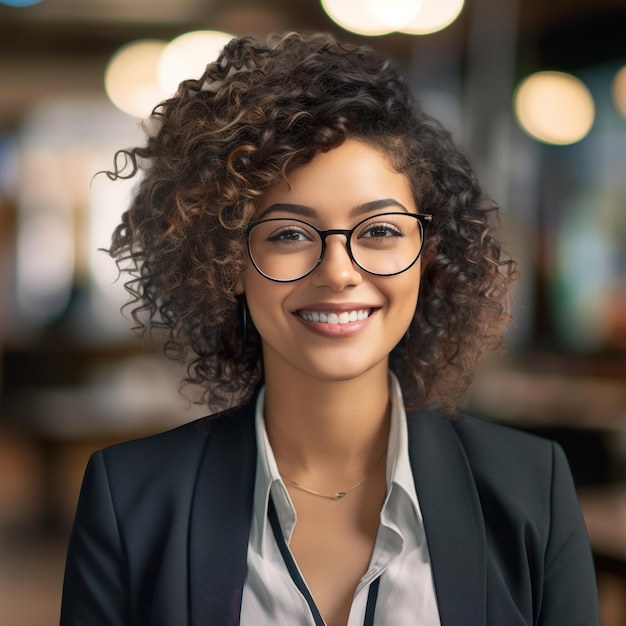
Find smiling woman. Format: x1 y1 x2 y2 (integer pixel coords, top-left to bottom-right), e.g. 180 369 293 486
101 32 514 413
60 32 600 626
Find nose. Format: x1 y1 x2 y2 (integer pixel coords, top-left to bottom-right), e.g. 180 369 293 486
310 234 363 291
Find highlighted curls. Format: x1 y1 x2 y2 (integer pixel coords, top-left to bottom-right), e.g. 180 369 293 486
106 32 517 412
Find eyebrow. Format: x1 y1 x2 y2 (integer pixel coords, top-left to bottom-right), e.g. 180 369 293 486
258 198 410 219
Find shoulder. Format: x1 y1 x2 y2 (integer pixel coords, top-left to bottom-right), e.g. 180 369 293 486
100 408 225 464
104 400 253 458
449 411 555 470
409 408 567 516
451 411 561 493
89 401 256 511
410 407 556 468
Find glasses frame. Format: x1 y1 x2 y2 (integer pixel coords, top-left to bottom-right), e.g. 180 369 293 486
244 212 432 283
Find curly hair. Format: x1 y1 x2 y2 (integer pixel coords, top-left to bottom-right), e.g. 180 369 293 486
107 31 517 413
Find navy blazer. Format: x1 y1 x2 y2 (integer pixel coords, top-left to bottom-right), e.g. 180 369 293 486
60 397 601 625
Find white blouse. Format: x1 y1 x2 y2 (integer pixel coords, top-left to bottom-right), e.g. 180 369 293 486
240 374 441 625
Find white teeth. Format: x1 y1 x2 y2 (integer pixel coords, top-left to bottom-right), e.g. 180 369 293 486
299 309 371 324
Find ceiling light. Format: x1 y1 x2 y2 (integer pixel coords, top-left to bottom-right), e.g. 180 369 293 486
399 0 464 35
513 71 595 145
363 0 423 30
158 30 234 97
321 0 394 36
105 40 167 119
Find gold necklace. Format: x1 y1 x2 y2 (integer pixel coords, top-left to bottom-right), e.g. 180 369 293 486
284 450 386 500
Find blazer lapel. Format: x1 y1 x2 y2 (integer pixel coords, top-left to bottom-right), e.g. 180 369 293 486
188 401 257 626
407 409 487 626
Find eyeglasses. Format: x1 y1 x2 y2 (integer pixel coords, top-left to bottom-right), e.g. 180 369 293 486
244 212 432 282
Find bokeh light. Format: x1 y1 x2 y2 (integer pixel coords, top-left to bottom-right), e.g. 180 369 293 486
104 39 167 119
363 0 422 30
158 30 234 96
399 0 465 35
322 0 463 36
611 64 626 120
513 71 595 145
16 149 75 325
0 0 44 6
321 0 395 36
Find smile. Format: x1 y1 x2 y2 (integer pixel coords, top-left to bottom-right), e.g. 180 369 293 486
297 309 371 324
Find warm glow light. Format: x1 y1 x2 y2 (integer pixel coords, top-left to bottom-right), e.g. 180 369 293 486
158 30 234 96
105 40 167 119
611 65 626 120
364 0 422 30
513 71 595 145
399 0 464 34
321 0 394 36
322 0 460 36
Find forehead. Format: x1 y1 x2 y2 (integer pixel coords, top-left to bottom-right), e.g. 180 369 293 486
258 138 415 217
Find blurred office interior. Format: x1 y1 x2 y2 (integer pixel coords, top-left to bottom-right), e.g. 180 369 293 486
0 0 625 624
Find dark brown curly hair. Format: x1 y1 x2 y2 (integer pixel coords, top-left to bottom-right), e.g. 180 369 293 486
107 31 517 413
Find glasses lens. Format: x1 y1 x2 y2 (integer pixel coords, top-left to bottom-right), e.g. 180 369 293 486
248 219 322 281
247 213 426 281
350 213 423 276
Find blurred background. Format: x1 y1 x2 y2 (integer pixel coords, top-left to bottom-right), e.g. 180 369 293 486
0 0 625 624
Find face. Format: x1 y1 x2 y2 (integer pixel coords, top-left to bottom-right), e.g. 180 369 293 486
236 138 422 385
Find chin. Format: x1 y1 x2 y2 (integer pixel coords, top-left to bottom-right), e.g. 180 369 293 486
301 357 387 384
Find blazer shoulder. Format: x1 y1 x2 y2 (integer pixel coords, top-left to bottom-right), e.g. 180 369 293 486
447 412 562 518
409 407 555 469
101 401 251 464
450 411 553 462
91 402 255 512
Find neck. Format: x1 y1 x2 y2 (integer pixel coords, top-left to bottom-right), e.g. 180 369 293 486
263 366 391 478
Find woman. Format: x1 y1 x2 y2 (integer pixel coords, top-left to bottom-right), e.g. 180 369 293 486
61 32 600 625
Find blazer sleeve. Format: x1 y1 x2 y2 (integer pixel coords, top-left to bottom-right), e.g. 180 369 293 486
60 450 132 625
538 442 600 626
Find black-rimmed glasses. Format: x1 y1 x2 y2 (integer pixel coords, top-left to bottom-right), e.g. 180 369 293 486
244 212 432 283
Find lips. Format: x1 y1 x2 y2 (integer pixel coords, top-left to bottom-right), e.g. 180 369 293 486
297 309 371 324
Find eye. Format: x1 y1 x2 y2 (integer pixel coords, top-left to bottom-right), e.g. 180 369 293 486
267 225 315 243
358 222 404 239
